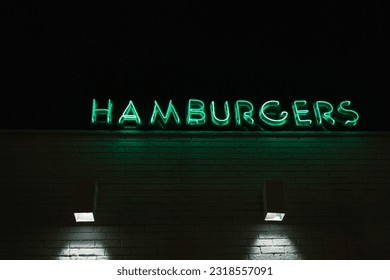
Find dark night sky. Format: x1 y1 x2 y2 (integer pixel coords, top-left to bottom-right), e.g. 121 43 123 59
2 2 389 130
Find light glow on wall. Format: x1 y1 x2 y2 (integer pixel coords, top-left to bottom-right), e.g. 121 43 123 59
56 239 108 260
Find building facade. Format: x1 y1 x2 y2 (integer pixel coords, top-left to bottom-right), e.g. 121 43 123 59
0 130 389 259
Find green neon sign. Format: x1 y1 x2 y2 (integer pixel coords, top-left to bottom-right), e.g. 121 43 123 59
210 101 230 126
118 100 142 127
91 99 360 130
292 100 312 127
313 101 336 127
187 99 207 126
337 101 360 126
91 99 113 125
150 100 181 126
234 100 255 126
259 100 289 127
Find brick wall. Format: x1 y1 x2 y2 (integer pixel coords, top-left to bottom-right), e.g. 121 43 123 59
0 130 389 260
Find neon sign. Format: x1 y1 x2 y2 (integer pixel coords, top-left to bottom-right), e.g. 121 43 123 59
91 99 360 130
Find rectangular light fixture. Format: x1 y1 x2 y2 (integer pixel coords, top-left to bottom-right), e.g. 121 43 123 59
263 180 285 222
74 181 98 222
74 212 95 223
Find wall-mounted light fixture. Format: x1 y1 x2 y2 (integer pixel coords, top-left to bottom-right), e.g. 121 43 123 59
263 180 285 222
74 181 98 222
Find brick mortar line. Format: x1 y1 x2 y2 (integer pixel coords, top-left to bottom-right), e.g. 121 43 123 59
1 129 390 138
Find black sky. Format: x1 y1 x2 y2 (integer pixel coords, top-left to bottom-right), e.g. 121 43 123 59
2 2 389 130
